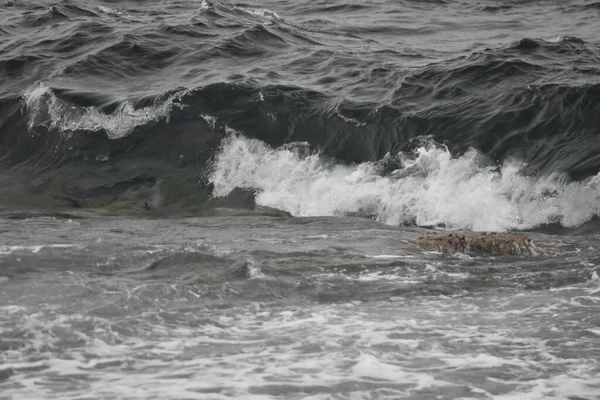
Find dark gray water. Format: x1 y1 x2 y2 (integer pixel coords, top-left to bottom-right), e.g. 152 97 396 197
2 0 600 398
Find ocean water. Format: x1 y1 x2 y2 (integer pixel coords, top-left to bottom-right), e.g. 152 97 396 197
1 0 600 399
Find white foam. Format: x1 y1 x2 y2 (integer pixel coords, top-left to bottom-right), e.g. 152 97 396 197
586 328 600 336
0 244 80 255
244 256 265 279
443 352 526 369
336 105 366 127
209 135 600 232
546 36 583 44
200 114 217 129
3 288 600 400
233 6 281 20
352 353 413 382
97 5 124 16
24 83 185 139
0 305 26 313
494 373 600 400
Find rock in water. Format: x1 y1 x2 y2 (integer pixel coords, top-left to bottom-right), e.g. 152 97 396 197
417 232 550 256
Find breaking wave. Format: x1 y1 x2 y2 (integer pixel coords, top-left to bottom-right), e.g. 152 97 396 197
209 135 600 232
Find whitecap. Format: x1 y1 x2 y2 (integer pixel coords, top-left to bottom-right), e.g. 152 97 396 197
233 6 281 21
97 5 124 16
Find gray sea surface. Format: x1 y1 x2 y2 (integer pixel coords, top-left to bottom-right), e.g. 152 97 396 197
1 213 599 399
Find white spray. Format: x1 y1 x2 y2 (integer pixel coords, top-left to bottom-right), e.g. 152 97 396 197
209 134 600 232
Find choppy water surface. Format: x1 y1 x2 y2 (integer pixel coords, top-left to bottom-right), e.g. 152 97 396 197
1 214 599 399
2 0 600 398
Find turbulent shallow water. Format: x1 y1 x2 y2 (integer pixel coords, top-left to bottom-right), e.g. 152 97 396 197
2 0 600 398
1 214 600 399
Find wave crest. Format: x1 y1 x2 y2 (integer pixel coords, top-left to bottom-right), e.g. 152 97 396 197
23 83 183 139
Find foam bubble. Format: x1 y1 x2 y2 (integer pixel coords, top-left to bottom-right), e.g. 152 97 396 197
209 134 600 232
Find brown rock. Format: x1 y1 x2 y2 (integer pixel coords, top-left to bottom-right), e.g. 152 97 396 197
417 232 550 256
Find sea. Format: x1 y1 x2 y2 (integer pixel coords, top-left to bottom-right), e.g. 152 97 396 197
1 0 600 399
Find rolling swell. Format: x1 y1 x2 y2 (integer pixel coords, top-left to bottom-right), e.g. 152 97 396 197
6 38 600 170
1 0 600 229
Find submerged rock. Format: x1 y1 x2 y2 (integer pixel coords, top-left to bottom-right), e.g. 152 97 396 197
417 232 550 256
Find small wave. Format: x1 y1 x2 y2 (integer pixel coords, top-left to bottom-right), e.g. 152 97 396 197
546 35 585 44
23 83 185 139
209 135 600 232
511 36 586 51
214 24 287 57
